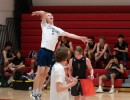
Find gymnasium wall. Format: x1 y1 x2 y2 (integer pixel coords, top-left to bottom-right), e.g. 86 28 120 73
0 0 14 25
32 0 130 6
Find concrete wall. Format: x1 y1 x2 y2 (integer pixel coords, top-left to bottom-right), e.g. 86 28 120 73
32 0 130 6
0 0 14 25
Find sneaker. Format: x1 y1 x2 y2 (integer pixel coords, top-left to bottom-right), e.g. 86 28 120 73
109 88 114 94
96 88 104 93
27 70 34 76
30 94 41 100
8 76 13 84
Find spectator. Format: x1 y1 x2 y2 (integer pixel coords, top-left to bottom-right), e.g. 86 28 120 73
114 34 128 69
27 59 37 76
4 50 25 84
57 36 73 60
2 41 15 67
95 36 111 66
84 36 97 60
4 50 25 73
96 57 124 94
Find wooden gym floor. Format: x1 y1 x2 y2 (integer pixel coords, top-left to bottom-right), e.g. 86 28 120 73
0 88 130 100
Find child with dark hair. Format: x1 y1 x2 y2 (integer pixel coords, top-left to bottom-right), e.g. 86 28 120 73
84 36 97 60
96 56 124 94
114 34 128 69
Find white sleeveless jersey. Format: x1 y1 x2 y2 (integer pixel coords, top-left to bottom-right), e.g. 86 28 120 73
41 23 65 51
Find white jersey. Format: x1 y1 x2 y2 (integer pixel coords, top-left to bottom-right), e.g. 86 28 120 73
41 23 65 51
50 63 69 100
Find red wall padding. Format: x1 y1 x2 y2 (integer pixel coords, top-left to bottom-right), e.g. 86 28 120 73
21 29 130 37
22 13 130 21
30 6 130 13
21 21 130 29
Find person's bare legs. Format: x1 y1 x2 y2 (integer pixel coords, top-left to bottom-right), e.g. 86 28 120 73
74 96 80 100
88 51 92 60
99 75 107 86
81 96 87 100
31 59 36 69
109 74 116 93
104 52 109 60
4 60 9 67
39 67 50 90
110 74 116 86
95 53 100 61
33 66 45 90
15 65 25 71
31 66 50 98
96 75 107 92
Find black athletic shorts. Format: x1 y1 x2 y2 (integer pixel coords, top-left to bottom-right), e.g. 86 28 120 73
71 80 83 96
105 72 120 80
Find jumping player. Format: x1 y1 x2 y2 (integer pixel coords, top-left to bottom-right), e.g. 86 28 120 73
30 11 88 100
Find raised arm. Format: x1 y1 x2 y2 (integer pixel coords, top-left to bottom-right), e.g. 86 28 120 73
62 32 88 44
32 11 47 23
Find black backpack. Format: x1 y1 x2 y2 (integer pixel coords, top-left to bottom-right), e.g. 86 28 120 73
0 73 10 87
13 70 23 80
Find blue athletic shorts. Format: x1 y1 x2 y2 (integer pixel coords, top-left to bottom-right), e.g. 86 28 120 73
37 48 54 67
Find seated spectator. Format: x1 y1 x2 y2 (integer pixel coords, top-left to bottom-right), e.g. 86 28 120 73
95 36 111 66
84 36 97 60
114 34 128 69
2 41 15 67
4 50 25 74
27 50 38 76
96 57 124 94
57 36 73 60
27 59 37 76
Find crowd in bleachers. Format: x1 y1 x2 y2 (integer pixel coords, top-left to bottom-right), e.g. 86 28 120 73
0 34 129 93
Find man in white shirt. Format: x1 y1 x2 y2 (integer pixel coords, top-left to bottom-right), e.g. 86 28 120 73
50 47 78 100
30 11 87 100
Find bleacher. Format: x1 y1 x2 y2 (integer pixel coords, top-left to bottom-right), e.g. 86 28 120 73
21 6 130 88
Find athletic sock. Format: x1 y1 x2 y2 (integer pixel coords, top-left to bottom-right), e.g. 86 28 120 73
32 90 37 96
99 85 102 90
111 85 114 89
